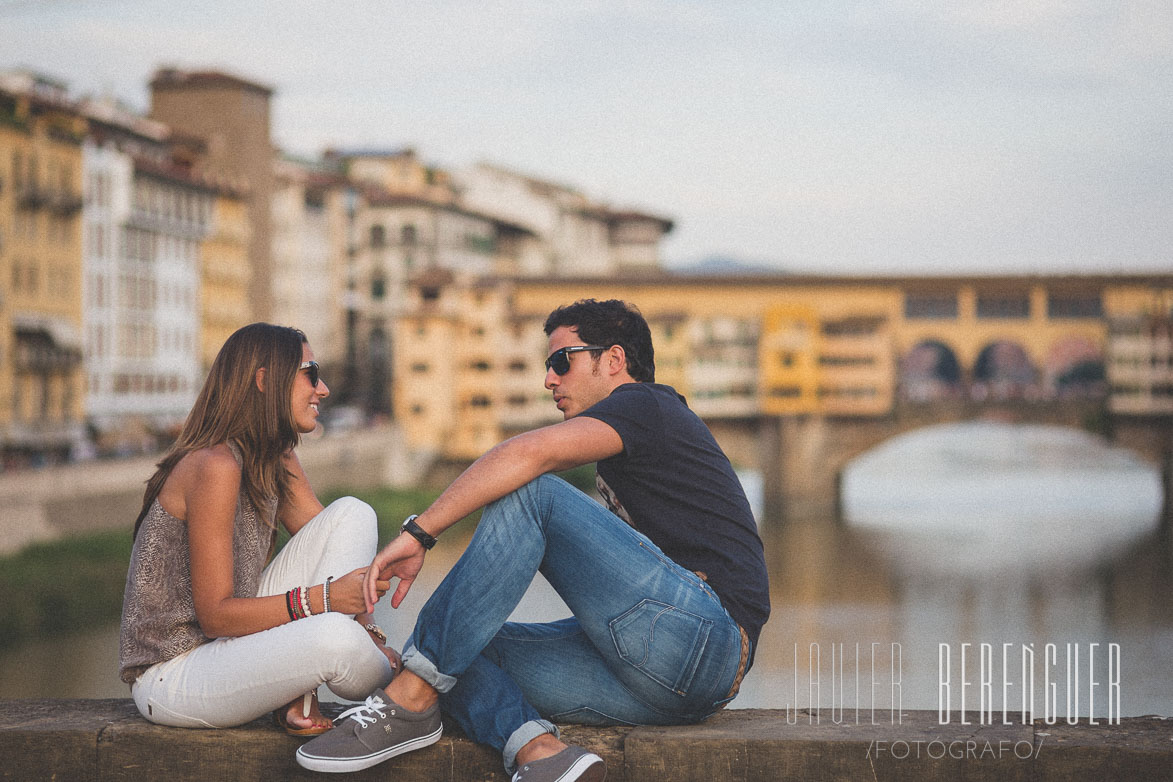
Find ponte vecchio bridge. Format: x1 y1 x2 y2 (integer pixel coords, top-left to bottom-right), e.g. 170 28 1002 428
465 272 1173 520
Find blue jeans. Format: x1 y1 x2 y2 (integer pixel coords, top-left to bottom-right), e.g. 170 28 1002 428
401 474 748 771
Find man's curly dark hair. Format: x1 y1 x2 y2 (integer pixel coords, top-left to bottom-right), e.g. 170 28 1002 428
543 299 655 383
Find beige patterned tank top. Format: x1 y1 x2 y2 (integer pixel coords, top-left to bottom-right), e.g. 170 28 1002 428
118 443 277 684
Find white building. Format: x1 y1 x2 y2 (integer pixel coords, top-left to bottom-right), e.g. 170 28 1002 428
1109 315 1173 415
271 154 345 365
454 162 673 277
82 101 211 447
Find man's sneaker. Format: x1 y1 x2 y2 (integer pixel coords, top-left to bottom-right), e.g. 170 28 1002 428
512 745 606 782
295 690 442 773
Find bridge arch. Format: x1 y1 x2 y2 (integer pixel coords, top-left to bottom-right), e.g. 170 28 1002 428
1045 335 1106 399
973 340 1039 400
900 340 963 401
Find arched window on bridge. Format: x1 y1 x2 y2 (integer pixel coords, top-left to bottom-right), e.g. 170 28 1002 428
900 340 962 401
973 341 1038 401
1046 336 1106 399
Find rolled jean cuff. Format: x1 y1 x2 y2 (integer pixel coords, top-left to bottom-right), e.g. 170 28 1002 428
503 719 560 773
401 645 457 694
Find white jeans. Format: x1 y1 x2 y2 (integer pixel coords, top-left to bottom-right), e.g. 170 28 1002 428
131 496 394 728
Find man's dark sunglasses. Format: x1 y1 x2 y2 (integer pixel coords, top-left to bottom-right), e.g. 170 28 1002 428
544 345 608 375
299 360 321 387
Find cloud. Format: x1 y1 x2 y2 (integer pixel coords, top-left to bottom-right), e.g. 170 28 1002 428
3 0 1170 273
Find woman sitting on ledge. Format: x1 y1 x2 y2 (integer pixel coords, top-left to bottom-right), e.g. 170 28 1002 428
118 323 398 734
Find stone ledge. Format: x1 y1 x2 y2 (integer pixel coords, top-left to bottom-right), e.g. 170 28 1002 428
2 700 1171 782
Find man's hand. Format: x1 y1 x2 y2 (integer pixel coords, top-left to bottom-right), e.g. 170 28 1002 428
363 534 427 612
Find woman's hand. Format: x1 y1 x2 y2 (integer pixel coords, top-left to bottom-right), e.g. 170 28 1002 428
371 635 402 674
363 534 427 612
328 567 389 615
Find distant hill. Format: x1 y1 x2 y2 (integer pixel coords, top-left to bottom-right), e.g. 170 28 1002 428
669 255 784 276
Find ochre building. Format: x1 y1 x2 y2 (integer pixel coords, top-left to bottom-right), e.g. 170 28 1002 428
0 73 86 464
393 273 1173 460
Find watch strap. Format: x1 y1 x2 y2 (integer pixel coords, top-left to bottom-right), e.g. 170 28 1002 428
401 514 437 550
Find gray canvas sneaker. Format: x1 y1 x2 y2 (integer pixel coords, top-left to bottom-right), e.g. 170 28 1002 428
512 745 606 782
295 689 442 773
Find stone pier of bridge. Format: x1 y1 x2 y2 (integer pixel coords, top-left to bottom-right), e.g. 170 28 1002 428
706 400 1171 524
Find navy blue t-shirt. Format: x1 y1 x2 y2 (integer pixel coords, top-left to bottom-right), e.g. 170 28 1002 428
580 382 770 648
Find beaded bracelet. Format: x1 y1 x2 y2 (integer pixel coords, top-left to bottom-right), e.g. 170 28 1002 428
300 585 312 618
323 576 333 614
285 589 297 621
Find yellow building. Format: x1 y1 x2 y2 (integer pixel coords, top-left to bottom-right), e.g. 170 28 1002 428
200 187 251 369
393 273 490 459
393 273 1173 461
0 72 86 463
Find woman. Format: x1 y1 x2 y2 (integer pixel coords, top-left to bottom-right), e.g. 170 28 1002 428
118 323 398 734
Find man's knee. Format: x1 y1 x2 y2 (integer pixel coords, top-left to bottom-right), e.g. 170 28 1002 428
482 474 571 530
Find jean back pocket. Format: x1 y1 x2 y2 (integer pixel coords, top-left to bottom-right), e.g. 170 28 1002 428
610 599 712 696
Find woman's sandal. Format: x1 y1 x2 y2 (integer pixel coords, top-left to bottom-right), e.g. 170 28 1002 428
274 690 332 737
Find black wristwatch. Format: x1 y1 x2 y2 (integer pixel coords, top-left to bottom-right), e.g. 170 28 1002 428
400 514 437 550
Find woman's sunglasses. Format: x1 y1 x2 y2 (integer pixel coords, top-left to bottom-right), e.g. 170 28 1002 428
544 345 607 375
299 360 321 387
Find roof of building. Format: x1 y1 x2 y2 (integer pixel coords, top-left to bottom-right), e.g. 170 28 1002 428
0 69 72 106
325 147 417 160
511 271 1173 288
363 189 537 236
80 97 170 143
606 209 675 232
132 154 225 193
149 68 273 96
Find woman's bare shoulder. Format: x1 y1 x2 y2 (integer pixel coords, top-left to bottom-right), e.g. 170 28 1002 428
158 445 240 519
169 445 241 490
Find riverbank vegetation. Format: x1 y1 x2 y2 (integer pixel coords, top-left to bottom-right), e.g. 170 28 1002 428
0 466 596 649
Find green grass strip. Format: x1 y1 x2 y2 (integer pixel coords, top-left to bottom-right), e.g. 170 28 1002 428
0 466 596 649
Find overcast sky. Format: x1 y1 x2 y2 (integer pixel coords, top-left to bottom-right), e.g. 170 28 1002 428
4 0 1170 275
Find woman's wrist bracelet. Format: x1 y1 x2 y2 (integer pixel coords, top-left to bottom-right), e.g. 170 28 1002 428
323 576 333 613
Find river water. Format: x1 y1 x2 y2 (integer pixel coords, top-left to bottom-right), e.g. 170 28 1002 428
3 422 1170 720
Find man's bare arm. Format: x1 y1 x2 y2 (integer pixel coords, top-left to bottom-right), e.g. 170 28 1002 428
417 415 622 538
363 415 622 609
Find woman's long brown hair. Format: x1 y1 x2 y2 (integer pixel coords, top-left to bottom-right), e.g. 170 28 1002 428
134 323 307 537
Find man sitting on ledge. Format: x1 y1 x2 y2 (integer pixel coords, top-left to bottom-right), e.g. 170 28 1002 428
296 298 771 782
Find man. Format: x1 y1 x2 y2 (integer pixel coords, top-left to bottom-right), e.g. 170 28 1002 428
297 299 770 781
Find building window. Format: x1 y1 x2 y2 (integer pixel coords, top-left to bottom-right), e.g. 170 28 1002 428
371 276 386 300
976 293 1030 319
905 293 958 319
465 234 496 254
1048 293 1103 319
370 224 386 247
822 316 884 336
402 224 417 246
818 355 876 367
